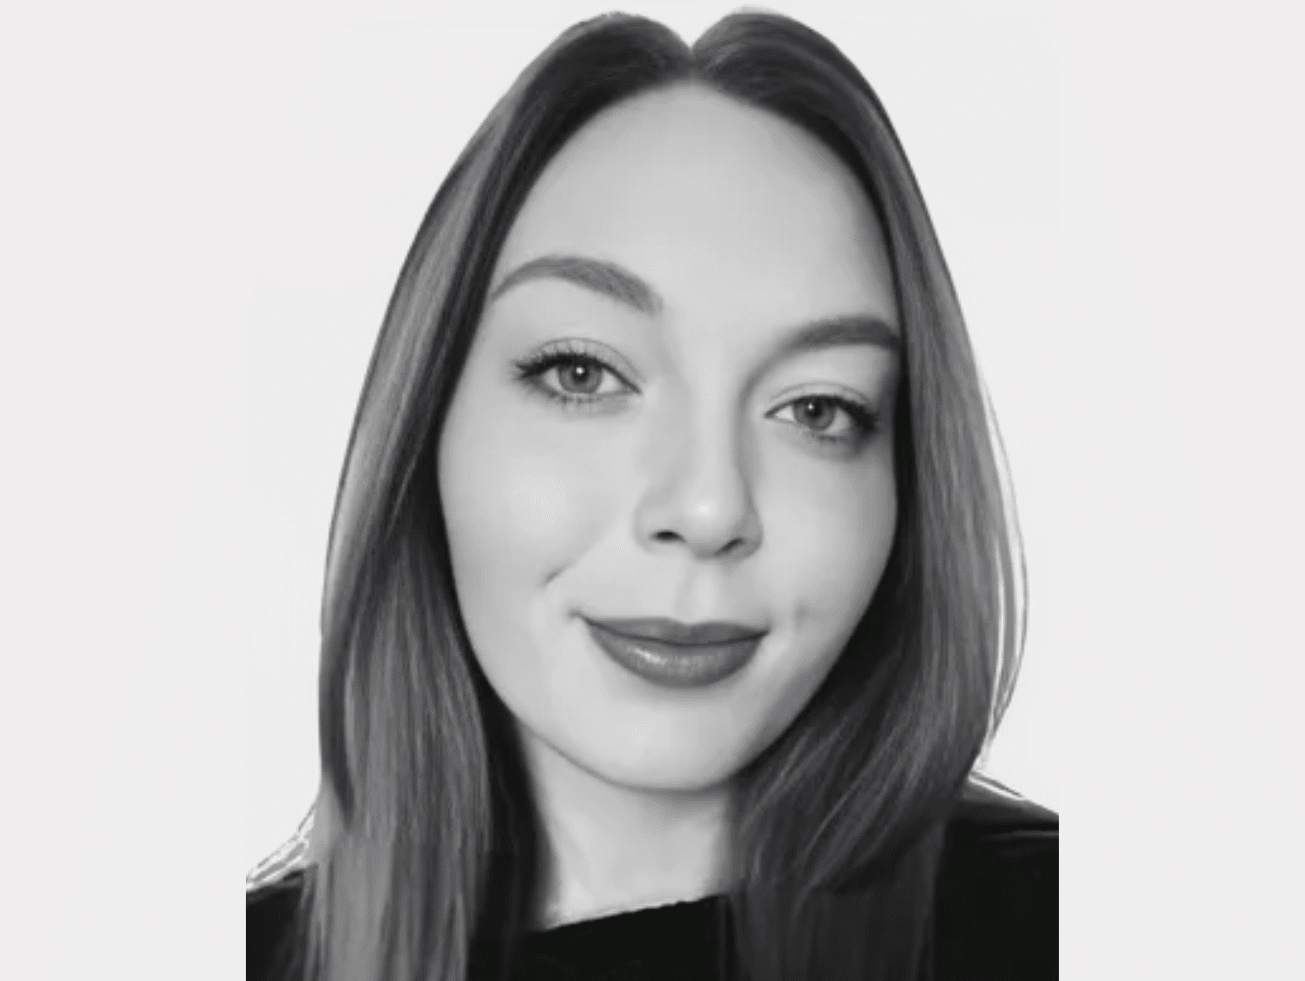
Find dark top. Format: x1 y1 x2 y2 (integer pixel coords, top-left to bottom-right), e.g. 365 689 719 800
248 777 1057 980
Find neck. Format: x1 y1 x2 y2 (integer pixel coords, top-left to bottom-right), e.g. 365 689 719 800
520 727 733 931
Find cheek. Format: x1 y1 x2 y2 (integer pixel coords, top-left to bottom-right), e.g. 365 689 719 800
736 464 896 756
769 461 898 638
438 390 615 649
448 460 590 571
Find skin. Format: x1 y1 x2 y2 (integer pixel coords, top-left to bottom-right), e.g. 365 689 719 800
437 83 902 928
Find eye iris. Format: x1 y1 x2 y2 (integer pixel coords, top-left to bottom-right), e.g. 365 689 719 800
558 360 601 394
794 397 835 430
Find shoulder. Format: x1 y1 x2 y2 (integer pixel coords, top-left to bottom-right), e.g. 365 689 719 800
933 774 1058 980
247 868 310 981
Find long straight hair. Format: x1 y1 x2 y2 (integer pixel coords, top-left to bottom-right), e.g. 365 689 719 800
296 11 1026 981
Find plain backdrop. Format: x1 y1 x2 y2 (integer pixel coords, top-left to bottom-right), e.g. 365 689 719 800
1 1 1301 979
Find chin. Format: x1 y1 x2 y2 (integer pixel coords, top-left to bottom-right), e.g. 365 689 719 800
576 733 754 795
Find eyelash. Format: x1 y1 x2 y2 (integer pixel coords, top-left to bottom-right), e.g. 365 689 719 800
512 343 881 447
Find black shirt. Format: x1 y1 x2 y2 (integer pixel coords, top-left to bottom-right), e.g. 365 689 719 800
247 777 1057 980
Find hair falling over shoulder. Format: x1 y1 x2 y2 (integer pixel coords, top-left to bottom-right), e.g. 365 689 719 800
297 11 1026 981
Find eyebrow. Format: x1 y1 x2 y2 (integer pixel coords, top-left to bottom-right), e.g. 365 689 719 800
487 253 900 354
774 312 900 357
488 254 663 316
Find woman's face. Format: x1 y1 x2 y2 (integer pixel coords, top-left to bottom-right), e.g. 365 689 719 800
438 84 901 793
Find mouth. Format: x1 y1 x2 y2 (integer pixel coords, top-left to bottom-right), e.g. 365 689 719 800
585 616 767 646
583 616 767 689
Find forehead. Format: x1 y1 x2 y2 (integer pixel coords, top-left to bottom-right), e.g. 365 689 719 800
494 84 898 327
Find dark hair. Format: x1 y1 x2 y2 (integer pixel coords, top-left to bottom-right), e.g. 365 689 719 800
299 10 1025 981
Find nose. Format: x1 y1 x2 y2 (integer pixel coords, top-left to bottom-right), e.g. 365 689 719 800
633 404 763 561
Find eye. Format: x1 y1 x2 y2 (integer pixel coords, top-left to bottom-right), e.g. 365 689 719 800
513 342 638 408
545 355 623 396
770 394 880 446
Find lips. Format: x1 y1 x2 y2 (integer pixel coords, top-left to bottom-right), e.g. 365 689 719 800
583 616 766 689
587 616 766 646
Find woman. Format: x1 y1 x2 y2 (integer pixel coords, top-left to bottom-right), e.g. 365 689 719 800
247 10 1057 981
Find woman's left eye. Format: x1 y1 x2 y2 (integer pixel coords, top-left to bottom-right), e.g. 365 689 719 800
770 395 880 444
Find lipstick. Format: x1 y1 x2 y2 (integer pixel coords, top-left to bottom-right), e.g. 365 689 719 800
584 616 765 689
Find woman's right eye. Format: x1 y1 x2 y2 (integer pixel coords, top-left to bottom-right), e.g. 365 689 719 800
514 350 637 404
547 356 614 395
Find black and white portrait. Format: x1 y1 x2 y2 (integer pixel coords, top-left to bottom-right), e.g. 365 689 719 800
244 7 1059 979
4 2 1297 980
